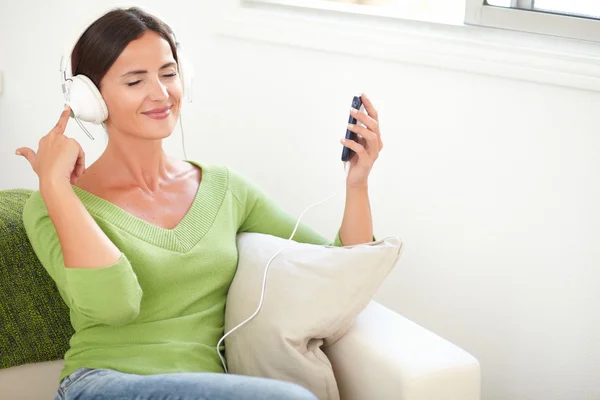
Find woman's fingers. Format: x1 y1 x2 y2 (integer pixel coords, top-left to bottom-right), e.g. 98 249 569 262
16 106 82 184
360 93 379 123
340 137 368 159
350 107 378 134
75 140 86 178
355 93 383 150
350 93 380 135
347 123 380 158
15 147 37 169
52 105 72 135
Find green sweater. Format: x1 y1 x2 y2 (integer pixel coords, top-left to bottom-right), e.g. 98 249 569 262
22 161 342 383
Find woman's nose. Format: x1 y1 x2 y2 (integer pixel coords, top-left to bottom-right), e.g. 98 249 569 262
148 78 169 101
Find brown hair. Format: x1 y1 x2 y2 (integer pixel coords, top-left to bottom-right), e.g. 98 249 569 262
71 7 179 89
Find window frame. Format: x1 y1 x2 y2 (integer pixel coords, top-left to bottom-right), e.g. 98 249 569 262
464 0 600 43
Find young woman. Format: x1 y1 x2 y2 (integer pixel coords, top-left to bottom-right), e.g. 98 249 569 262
16 6 383 400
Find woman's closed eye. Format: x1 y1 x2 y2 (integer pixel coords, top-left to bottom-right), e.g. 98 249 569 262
126 73 178 87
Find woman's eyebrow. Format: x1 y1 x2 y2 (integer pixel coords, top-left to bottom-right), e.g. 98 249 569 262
120 62 177 78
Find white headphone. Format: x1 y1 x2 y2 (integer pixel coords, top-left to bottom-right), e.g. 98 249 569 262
59 31 194 140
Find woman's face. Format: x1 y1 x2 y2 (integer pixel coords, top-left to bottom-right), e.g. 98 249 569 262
99 30 182 141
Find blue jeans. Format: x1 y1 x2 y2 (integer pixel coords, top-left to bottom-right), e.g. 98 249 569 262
55 367 318 400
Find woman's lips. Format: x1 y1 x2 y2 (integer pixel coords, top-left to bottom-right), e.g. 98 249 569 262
142 106 172 120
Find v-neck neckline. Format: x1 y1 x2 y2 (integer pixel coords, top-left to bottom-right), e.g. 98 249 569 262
70 161 228 253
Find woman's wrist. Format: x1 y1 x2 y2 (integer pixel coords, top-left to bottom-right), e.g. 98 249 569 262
40 177 73 201
346 182 369 192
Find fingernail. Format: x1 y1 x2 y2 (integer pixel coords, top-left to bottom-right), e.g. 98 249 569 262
347 123 354 129
15 150 21 156
64 104 69 111
350 108 356 114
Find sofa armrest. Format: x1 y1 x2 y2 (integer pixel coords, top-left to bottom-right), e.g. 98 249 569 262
0 360 63 399
323 301 481 400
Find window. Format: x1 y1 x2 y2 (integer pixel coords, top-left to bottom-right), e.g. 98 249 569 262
487 0 600 19
248 0 600 42
465 0 600 42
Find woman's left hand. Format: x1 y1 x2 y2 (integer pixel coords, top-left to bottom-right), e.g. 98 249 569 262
340 93 383 188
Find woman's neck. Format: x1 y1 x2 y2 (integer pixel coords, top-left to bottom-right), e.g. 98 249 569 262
95 136 173 195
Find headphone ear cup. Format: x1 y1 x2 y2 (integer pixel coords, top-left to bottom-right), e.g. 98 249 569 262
67 75 108 124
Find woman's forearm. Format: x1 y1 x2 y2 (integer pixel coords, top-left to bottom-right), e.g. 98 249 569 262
339 184 373 246
41 180 122 268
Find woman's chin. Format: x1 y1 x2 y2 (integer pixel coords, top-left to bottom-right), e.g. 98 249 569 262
142 119 177 139
149 130 174 140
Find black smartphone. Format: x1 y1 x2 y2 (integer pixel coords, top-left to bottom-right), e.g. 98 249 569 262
341 95 363 162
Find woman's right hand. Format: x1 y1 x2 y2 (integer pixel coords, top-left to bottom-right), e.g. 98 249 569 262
16 105 86 187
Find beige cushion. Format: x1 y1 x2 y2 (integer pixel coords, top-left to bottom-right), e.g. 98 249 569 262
224 233 403 400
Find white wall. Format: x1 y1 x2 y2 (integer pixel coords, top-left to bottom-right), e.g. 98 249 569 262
1 1 599 399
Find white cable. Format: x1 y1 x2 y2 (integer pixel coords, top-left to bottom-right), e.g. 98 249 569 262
177 106 349 372
216 189 339 373
179 113 187 160
74 116 95 140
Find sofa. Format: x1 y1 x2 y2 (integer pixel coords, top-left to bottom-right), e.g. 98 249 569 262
0 189 481 400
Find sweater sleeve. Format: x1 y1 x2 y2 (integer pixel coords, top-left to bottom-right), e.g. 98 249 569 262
22 191 143 327
227 167 345 247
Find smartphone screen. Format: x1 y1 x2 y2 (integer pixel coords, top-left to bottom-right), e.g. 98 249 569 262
341 95 363 162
